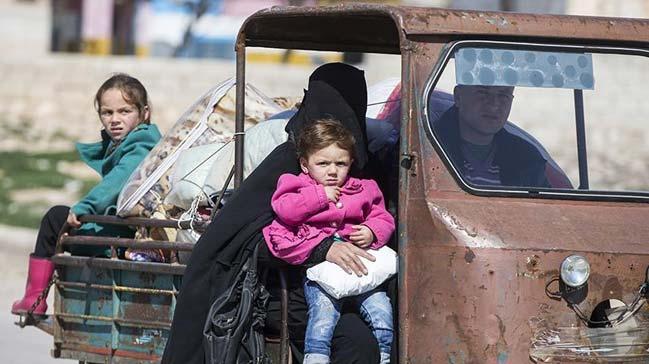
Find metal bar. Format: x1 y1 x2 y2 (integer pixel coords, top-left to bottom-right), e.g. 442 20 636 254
117 318 174 329
279 268 289 364
170 249 179 264
35 317 54 335
78 214 207 231
53 270 64 345
211 165 235 220
112 269 120 353
56 281 178 296
398 44 410 364
60 235 195 251
244 5 649 43
171 275 180 322
234 44 246 188
58 347 161 362
574 89 589 189
245 39 400 54
55 312 172 328
51 255 186 275
55 223 72 255
57 349 113 363
15 315 55 335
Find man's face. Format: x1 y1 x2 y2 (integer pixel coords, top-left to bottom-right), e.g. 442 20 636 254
454 85 514 141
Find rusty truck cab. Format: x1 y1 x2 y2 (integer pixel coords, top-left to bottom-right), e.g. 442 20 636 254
237 5 649 362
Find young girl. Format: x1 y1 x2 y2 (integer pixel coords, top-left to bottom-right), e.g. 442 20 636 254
11 73 161 317
263 118 395 364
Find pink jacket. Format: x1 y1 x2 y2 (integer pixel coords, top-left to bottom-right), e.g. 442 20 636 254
263 173 395 265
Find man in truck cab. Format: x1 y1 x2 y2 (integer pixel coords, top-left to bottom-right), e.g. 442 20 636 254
432 84 571 189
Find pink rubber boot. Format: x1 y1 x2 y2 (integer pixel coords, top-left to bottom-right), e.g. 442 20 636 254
11 255 55 316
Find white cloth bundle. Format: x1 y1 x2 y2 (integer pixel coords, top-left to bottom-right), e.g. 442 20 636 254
165 118 289 209
306 246 398 300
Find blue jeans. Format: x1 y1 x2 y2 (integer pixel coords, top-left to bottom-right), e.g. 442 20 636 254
303 279 393 364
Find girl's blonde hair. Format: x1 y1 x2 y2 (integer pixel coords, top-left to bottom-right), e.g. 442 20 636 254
296 118 356 160
94 73 151 124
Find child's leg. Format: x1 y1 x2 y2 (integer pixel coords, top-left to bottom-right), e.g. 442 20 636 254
356 289 393 364
33 205 69 257
303 279 342 364
11 205 66 315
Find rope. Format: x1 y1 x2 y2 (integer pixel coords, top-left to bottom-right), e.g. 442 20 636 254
177 194 203 231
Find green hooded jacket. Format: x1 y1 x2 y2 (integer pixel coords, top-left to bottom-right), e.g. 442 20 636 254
70 123 161 254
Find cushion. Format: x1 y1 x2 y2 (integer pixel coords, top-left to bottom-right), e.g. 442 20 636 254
306 245 398 299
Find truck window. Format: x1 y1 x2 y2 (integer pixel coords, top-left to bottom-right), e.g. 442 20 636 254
425 43 649 199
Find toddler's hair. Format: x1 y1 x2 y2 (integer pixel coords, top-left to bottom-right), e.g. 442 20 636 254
95 73 151 123
297 118 356 160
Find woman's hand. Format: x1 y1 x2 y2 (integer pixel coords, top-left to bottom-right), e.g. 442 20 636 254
66 211 82 228
324 186 341 203
326 241 376 277
348 225 374 248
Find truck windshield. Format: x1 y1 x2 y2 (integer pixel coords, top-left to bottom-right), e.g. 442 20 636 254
425 43 649 197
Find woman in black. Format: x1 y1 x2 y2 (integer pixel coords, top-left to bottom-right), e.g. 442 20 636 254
162 63 382 364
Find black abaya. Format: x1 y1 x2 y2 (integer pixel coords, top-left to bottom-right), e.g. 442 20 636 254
162 63 379 364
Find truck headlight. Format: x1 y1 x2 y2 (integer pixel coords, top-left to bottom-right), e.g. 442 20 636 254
560 255 590 287
557 255 590 305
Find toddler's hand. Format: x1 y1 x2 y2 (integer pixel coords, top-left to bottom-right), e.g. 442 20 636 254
67 211 82 228
324 186 341 203
349 225 374 248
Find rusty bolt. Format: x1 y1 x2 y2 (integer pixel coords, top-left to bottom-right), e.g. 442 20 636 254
526 255 540 270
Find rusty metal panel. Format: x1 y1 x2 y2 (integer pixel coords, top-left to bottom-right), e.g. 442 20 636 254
400 39 649 363
238 4 649 56
79 214 207 231
53 262 181 363
238 4 402 53
404 245 649 363
60 235 194 251
52 255 186 275
402 8 649 43
416 120 649 254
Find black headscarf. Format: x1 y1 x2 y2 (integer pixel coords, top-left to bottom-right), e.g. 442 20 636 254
286 62 369 170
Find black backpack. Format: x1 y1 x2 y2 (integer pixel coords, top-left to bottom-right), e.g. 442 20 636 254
203 243 271 364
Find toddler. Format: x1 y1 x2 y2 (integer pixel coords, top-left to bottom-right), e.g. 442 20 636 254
263 118 395 364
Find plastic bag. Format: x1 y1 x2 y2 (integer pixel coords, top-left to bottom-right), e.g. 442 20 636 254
165 118 289 210
116 79 287 217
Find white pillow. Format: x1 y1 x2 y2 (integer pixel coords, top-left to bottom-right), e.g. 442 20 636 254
306 246 398 300
165 141 231 209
